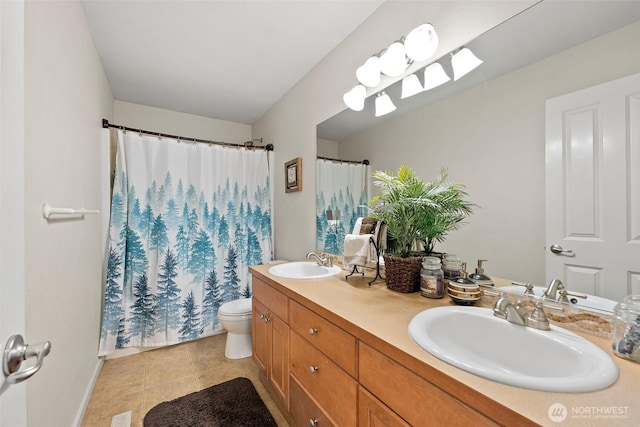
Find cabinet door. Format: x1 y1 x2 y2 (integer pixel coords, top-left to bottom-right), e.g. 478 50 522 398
291 376 335 427
358 386 409 427
269 313 289 407
252 299 269 373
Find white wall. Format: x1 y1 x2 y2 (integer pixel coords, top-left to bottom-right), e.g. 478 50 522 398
253 0 536 262
338 21 640 284
24 1 114 425
316 138 339 158
114 100 251 143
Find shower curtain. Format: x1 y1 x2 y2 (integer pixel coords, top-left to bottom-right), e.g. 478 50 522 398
315 159 368 255
99 130 273 355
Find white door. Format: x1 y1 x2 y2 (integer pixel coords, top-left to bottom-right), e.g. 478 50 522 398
1 0 28 424
546 73 640 303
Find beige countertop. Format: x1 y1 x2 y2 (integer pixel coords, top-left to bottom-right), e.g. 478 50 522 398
250 263 640 427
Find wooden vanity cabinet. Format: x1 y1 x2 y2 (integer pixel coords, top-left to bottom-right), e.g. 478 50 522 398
250 269 534 427
252 277 289 412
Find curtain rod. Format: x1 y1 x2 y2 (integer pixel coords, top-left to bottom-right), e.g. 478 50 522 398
317 156 369 165
102 119 274 151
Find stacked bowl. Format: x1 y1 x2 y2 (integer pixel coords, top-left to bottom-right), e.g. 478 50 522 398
447 281 481 305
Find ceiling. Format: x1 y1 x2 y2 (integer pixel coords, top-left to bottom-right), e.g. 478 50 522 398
318 0 640 141
81 0 384 125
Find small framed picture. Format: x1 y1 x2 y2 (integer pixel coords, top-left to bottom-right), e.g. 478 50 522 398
285 157 302 193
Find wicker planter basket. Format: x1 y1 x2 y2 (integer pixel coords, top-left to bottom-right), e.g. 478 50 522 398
383 255 423 293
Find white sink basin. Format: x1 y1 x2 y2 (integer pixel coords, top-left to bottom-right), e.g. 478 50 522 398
408 306 618 392
267 261 342 279
500 285 617 313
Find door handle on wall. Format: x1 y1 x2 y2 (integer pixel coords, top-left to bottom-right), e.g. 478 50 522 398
3 335 51 385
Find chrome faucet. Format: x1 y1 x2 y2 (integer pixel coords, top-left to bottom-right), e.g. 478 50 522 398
542 279 565 301
493 297 555 331
306 251 332 267
493 297 527 326
542 279 587 303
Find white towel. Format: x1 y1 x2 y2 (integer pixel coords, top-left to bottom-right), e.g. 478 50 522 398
351 217 363 235
343 233 375 268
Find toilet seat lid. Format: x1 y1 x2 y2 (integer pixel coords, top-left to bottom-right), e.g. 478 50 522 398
219 297 252 316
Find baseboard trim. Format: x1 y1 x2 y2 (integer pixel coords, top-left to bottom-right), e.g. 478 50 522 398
73 358 104 427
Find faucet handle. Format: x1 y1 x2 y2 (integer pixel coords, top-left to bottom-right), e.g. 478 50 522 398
511 281 535 295
526 300 550 331
559 288 588 300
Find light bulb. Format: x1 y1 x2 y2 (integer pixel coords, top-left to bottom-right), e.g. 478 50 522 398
451 47 483 81
404 23 439 62
356 56 381 87
401 74 423 99
343 84 366 111
375 92 396 117
422 63 450 91
379 41 408 77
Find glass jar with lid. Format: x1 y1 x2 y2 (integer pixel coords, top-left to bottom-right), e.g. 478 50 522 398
442 253 462 280
420 256 444 299
611 294 640 363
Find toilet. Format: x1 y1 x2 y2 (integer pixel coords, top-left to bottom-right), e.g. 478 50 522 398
218 297 253 359
218 261 288 359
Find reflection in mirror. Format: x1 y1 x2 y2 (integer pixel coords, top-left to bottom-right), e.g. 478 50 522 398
315 157 369 255
316 1 640 312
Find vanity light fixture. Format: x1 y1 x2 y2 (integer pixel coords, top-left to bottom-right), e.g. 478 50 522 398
343 84 367 111
375 92 396 117
451 47 483 81
345 25 483 114
422 62 450 91
400 73 423 99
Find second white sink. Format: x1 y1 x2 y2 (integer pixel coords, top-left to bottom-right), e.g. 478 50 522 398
267 261 342 279
408 306 619 392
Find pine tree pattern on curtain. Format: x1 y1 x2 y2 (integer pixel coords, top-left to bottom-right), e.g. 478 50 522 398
315 159 368 255
100 130 273 355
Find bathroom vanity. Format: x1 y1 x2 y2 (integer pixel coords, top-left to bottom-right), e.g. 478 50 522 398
249 264 639 427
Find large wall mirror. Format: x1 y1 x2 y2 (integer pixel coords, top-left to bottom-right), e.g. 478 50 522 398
316 1 640 306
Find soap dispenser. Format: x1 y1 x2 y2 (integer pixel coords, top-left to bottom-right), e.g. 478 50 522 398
451 262 475 286
469 259 494 287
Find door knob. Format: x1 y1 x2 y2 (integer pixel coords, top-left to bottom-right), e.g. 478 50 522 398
3 335 51 385
550 244 573 255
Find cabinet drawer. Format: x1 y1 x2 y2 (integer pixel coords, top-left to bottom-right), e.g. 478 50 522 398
290 376 335 427
252 276 288 321
359 342 497 427
291 332 357 427
290 300 357 377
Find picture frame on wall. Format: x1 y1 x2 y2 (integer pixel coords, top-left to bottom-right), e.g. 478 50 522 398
285 157 302 193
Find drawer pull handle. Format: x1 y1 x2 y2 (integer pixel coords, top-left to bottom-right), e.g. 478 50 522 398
260 314 270 323
309 365 319 374
309 418 318 427
309 328 318 336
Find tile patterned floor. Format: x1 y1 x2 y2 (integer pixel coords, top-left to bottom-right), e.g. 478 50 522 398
81 333 289 427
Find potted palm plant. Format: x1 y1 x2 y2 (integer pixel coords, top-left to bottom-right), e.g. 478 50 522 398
369 165 473 293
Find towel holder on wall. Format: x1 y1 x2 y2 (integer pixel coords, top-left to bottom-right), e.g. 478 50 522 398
42 203 100 219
